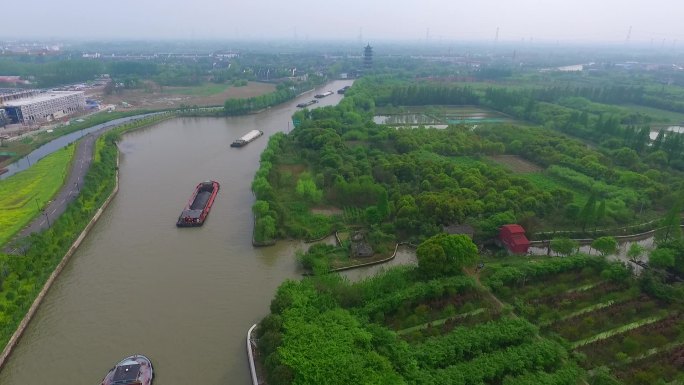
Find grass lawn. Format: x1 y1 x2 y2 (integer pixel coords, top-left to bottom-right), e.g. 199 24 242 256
0 145 75 245
623 104 684 123
520 171 590 206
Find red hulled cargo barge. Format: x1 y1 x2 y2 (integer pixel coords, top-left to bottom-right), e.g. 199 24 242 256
176 180 220 227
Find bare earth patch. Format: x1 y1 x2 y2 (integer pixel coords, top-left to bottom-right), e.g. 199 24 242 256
310 207 343 216
277 164 307 176
488 155 543 173
91 82 276 109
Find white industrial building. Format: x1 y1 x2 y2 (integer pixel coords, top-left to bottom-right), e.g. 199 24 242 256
2 91 85 124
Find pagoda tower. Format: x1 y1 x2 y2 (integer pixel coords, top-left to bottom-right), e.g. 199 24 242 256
363 43 373 69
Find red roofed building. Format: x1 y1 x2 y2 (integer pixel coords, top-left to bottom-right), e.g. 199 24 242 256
498 224 530 254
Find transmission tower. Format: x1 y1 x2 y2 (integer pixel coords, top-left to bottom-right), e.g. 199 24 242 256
625 26 632 43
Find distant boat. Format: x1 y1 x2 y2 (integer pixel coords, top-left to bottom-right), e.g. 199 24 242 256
337 86 351 94
231 129 264 147
296 100 318 108
176 180 220 227
100 354 153 385
314 91 334 98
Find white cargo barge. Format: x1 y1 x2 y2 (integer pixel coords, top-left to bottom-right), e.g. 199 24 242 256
314 91 334 98
231 129 264 147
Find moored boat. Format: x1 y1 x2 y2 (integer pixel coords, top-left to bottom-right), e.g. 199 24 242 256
100 354 153 385
231 129 263 147
176 180 220 227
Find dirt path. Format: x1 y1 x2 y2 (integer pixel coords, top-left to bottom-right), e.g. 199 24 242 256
464 267 507 313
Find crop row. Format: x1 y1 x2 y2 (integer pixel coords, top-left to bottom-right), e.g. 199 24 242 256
501 363 583 385
412 317 538 369
355 275 477 320
485 255 607 293
547 295 663 342
577 313 684 367
415 339 568 385
614 344 684 385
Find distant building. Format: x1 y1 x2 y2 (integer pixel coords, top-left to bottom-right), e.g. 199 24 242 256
0 89 38 104
497 224 530 254
2 91 85 124
363 43 373 69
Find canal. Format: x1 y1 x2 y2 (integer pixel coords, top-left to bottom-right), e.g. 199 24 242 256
0 80 357 385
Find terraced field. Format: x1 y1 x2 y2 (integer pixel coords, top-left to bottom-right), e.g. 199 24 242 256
483 256 684 385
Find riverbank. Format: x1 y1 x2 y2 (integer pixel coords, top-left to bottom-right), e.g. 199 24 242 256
0 113 173 370
0 154 120 370
246 324 260 385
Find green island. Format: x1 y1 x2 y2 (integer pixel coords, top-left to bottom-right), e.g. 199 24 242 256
250 70 684 385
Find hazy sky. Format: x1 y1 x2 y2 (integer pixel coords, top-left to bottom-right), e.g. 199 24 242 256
6 0 684 43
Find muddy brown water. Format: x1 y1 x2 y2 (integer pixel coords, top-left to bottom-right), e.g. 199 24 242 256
0 81 392 385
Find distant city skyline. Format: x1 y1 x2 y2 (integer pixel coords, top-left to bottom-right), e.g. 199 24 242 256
4 0 684 45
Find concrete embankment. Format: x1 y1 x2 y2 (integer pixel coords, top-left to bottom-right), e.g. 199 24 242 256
530 224 684 248
247 324 260 385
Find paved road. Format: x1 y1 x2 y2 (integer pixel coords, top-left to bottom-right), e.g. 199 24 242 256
5 114 160 253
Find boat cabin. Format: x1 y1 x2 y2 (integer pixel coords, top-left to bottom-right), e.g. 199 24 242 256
112 363 142 385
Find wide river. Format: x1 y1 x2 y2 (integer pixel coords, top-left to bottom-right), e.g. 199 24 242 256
0 80 417 385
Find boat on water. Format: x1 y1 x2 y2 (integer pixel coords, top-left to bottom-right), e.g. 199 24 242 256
231 129 264 147
176 180 220 227
337 86 351 94
100 354 153 385
296 100 318 108
314 90 334 98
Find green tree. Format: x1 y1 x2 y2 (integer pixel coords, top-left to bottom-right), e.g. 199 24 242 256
252 200 270 217
591 236 618 257
377 188 390 219
549 237 579 257
255 216 277 242
416 233 478 278
579 194 597 232
295 172 322 204
627 243 645 260
595 200 606 227
649 248 676 269
656 197 682 243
